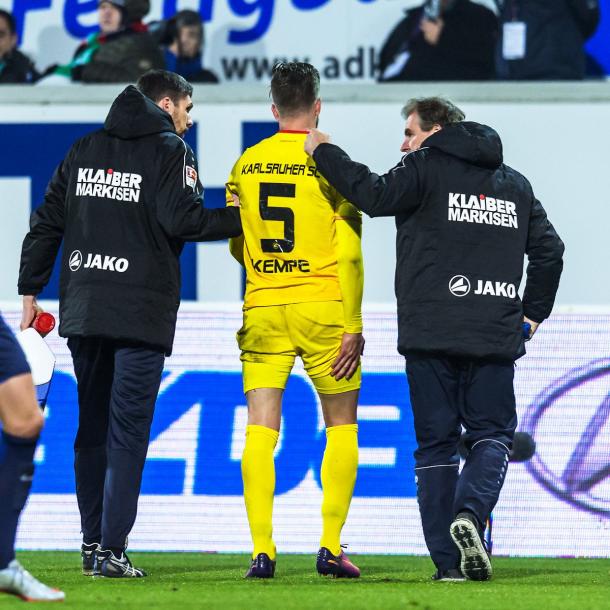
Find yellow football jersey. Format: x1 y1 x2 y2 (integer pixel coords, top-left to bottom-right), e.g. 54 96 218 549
226 130 361 309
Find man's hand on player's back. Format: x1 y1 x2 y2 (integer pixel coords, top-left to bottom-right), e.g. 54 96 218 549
304 128 331 157
332 332 365 381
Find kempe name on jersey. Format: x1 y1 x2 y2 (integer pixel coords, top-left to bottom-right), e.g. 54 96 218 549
252 258 311 273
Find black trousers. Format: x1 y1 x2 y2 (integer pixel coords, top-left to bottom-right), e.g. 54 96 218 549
68 337 164 550
406 354 517 571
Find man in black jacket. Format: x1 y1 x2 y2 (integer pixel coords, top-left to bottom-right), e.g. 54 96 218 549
0 9 39 83
18 70 241 578
378 0 497 82
305 97 564 581
496 0 600 80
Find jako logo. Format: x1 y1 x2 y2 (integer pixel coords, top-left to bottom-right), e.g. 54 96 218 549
449 275 470 297
69 252 129 273
474 280 517 298
69 250 82 271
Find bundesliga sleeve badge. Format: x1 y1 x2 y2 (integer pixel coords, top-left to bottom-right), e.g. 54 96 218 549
185 166 198 190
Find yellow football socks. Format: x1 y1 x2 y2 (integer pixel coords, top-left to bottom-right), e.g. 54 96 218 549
320 424 359 557
242 424 279 560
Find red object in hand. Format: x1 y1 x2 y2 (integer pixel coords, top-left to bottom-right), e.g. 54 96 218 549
32 312 56 336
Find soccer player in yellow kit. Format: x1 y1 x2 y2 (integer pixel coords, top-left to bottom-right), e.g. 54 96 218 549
226 62 364 579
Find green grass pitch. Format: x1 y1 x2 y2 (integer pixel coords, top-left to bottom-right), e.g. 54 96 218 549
1 553 608 609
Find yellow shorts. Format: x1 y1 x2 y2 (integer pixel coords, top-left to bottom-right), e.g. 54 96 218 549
237 301 361 395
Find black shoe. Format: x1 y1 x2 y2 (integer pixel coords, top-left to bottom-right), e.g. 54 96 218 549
245 553 275 579
316 546 361 578
450 512 492 581
431 568 466 582
99 550 147 578
81 542 101 576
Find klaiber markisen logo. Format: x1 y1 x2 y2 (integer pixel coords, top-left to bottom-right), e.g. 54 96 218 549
69 250 82 271
449 275 471 297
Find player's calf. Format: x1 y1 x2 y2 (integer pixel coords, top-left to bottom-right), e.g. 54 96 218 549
0 430 38 572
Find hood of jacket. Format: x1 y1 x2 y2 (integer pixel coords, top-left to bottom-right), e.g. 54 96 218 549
104 85 175 139
424 121 503 169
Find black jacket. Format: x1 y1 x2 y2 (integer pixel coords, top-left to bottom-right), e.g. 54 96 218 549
0 49 40 83
496 0 600 80
75 26 165 83
378 0 497 82
313 122 564 362
19 86 241 354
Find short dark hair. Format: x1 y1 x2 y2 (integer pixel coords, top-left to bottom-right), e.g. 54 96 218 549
401 97 465 131
270 62 320 117
172 10 203 49
174 9 202 32
137 69 193 104
0 9 16 35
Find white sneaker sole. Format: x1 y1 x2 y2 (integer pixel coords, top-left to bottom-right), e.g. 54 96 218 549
1 587 65 602
450 517 492 581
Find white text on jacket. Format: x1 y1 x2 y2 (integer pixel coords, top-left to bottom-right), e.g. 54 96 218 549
448 193 518 229
76 168 142 203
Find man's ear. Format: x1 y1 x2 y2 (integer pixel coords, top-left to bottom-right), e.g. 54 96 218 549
271 103 280 122
158 96 173 114
431 124 442 134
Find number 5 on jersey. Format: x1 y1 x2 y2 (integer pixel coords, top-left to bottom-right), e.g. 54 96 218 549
259 182 295 253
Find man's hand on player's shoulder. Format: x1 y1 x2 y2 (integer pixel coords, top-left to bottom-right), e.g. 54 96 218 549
304 129 331 157
332 332 365 381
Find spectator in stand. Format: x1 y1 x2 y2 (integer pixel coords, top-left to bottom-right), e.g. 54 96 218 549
496 0 600 80
378 0 498 82
163 10 218 83
42 0 164 83
0 9 39 83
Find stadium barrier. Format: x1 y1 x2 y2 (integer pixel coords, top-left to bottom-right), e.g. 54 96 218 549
2 82 610 307
2 303 609 558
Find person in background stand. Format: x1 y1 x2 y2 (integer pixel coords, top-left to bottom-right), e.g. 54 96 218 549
378 0 497 82
40 0 164 83
0 9 39 83
163 10 218 83
496 0 600 80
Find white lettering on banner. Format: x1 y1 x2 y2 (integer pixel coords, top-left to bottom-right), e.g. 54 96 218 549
13 0 405 82
75 168 141 202
448 192 518 229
